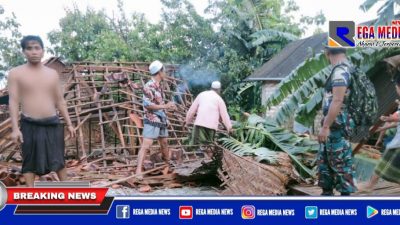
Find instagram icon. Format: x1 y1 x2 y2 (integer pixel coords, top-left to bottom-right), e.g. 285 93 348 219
241 205 256 219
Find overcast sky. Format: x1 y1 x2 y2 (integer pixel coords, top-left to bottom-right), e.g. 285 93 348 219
0 0 384 51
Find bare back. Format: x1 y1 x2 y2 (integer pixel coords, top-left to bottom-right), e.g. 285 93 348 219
10 64 59 118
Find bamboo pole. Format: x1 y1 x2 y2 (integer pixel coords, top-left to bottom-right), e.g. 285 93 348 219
74 70 87 158
90 68 107 168
64 113 92 141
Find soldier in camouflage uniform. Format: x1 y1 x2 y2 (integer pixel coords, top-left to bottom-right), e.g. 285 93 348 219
317 46 357 196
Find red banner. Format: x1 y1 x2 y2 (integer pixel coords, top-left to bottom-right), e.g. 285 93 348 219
6 188 108 205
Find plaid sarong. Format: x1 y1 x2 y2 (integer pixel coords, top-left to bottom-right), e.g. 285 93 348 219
375 148 400 184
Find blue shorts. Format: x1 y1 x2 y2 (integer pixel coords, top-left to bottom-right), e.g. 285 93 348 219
142 123 168 139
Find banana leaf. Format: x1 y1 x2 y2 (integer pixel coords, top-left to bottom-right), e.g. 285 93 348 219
266 52 329 107
360 0 379 12
220 137 281 164
237 82 252 94
222 114 319 178
360 0 396 25
249 29 298 47
266 47 400 126
295 88 324 125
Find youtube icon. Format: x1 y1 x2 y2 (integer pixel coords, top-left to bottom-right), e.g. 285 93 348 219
179 206 193 219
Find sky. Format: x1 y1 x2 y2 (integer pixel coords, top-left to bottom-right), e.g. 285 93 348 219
0 0 385 54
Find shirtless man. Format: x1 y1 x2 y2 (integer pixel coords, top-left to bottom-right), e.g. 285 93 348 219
8 35 75 187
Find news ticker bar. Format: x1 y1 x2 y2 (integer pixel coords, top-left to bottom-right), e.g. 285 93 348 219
105 198 400 224
2 198 400 225
2 180 400 221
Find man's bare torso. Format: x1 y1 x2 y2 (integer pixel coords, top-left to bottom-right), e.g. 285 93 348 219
12 64 59 118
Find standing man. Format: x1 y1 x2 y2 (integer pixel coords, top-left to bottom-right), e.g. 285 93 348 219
317 46 356 196
185 81 232 150
8 35 75 187
136 60 176 177
358 78 400 192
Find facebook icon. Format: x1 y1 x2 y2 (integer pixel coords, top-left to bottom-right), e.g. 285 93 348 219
116 205 130 219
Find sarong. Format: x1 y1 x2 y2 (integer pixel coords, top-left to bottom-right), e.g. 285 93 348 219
375 148 400 184
190 125 216 146
20 114 65 175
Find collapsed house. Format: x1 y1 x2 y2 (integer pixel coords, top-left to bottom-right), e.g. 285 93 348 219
0 59 299 195
0 60 219 190
6 54 397 195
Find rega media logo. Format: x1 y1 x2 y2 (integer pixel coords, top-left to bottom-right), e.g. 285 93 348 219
329 21 356 47
329 20 400 48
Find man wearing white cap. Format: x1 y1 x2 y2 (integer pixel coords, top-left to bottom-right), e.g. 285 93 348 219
136 60 176 177
185 81 232 152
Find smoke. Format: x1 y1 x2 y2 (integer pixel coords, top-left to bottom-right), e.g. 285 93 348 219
177 65 220 89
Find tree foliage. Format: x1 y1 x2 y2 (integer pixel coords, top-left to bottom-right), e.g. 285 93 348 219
46 0 325 113
48 5 127 62
360 0 400 25
0 5 24 88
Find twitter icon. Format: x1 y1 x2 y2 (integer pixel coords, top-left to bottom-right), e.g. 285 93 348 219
305 206 318 219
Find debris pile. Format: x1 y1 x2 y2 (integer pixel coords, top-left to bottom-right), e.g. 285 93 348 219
0 60 307 195
218 147 297 195
0 61 217 191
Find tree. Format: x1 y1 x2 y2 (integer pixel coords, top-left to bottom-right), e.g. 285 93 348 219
47 5 120 62
47 2 167 63
46 0 326 114
300 10 326 34
110 0 163 62
360 0 400 25
157 0 219 64
206 0 301 64
153 0 326 114
202 0 310 113
0 5 24 88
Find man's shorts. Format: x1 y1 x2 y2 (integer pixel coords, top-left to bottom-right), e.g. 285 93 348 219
142 123 168 139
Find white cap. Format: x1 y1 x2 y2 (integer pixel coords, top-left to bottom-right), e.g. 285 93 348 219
149 60 164 75
211 81 221 89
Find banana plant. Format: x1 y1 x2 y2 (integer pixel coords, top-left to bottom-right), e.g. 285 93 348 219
249 29 298 48
265 47 400 127
220 137 281 164
360 0 399 25
220 114 319 178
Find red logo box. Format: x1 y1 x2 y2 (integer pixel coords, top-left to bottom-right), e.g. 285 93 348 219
179 206 193 219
